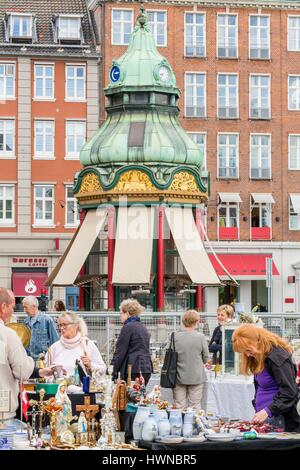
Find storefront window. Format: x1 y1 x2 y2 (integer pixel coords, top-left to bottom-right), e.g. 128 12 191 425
218 284 239 307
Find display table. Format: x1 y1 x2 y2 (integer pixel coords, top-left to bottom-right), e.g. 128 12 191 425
147 374 255 421
138 437 300 451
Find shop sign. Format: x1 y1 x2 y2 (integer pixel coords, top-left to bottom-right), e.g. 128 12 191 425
12 257 48 267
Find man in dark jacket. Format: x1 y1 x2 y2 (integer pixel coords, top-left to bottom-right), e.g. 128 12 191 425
112 299 153 384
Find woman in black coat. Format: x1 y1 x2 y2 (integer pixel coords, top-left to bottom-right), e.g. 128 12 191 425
208 304 234 364
111 299 153 384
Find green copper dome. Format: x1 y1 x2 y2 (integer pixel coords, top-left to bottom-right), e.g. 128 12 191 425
77 8 207 204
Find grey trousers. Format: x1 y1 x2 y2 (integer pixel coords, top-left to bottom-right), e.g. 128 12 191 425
172 383 205 411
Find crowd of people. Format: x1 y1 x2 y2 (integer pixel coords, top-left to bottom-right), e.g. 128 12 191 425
0 285 299 432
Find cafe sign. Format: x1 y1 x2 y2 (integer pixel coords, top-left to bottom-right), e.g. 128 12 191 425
12 257 48 267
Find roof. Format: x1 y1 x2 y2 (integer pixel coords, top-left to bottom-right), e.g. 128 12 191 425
0 0 100 58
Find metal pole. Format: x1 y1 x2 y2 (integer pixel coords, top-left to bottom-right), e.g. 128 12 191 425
106 316 110 366
266 257 272 313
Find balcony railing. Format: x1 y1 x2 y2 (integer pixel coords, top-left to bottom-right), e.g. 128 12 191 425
219 226 239 240
251 226 271 240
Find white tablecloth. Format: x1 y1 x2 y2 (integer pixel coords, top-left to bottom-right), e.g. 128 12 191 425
147 374 255 421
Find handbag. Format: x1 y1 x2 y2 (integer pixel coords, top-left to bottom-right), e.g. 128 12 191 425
160 332 178 389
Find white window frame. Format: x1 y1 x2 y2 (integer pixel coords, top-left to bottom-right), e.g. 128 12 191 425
10 13 32 38
289 196 300 230
34 120 55 160
184 72 206 118
58 15 81 40
217 73 239 119
0 62 15 99
33 184 54 227
288 134 300 170
217 13 238 59
217 132 239 179
65 120 86 160
288 75 300 111
184 12 206 58
0 184 15 225
249 74 271 119
34 63 55 100
111 9 134 46
249 133 272 179
187 132 207 172
249 14 270 60
65 64 86 101
65 185 80 228
146 10 167 47
218 202 239 229
251 200 272 229
288 15 300 52
0 119 15 158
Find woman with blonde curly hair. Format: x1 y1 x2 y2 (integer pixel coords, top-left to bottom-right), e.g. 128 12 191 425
233 324 299 431
111 299 152 384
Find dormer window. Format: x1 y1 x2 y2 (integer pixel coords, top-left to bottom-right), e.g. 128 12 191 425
58 15 82 42
10 14 32 40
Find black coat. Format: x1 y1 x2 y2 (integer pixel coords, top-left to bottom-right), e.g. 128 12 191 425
208 325 222 365
111 319 153 380
254 347 300 432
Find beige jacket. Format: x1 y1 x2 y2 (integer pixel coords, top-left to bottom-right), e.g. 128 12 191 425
0 319 34 419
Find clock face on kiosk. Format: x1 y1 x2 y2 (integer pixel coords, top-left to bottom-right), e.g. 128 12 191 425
110 65 121 83
158 65 171 83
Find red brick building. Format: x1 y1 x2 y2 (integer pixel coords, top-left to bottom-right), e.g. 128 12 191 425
0 0 100 310
88 0 300 313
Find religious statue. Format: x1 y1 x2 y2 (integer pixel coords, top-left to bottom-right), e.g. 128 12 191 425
43 397 63 446
55 382 72 436
77 412 88 445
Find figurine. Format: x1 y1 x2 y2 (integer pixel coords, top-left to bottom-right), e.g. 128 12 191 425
55 382 72 436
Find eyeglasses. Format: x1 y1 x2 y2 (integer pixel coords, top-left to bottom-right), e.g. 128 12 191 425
57 323 74 330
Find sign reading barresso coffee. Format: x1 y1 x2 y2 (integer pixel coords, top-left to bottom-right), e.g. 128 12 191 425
12 258 48 267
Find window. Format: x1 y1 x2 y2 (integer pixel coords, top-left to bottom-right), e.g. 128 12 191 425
66 121 85 159
251 203 271 228
0 185 14 224
34 64 54 100
218 133 239 178
219 203 238 227
288 75 300 110
0 63 15 99
66 65 85 100
217 14 238 58
249 15 270 59
34 185 54 226
185 13 205 57
217 74 239 118
65 186 79 227
58 16 81 40
34 121 54 159
147 11 166 46
250 75 270 119
289 196 300 230
112 10 133 45
185 73 206 117
0 120 14 157
10 14 32 38
188 132 207 171
288 135 300 170
288 16 300 51
250 134 271 179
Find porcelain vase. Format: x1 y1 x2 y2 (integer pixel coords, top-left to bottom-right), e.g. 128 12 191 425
132 407 150 440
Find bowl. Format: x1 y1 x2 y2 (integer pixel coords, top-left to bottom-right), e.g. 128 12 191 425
205 433 237 442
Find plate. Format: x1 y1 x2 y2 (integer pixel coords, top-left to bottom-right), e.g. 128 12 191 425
205 434 237 442
183 436 206 443
156 436 184 444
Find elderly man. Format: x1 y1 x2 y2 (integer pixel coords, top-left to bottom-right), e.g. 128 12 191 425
0 288 53 420
23 295 59 361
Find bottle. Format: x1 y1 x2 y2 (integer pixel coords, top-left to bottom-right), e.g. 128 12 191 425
214 352 221 377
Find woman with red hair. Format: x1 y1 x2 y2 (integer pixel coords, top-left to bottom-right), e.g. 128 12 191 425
233 324 299 431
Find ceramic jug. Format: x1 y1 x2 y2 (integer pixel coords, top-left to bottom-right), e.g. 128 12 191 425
169 409 183 436
158 418 171 437
132 406 150 440
141 414 158 442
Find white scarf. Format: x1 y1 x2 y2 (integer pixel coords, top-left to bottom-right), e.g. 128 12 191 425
60 333 85 350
